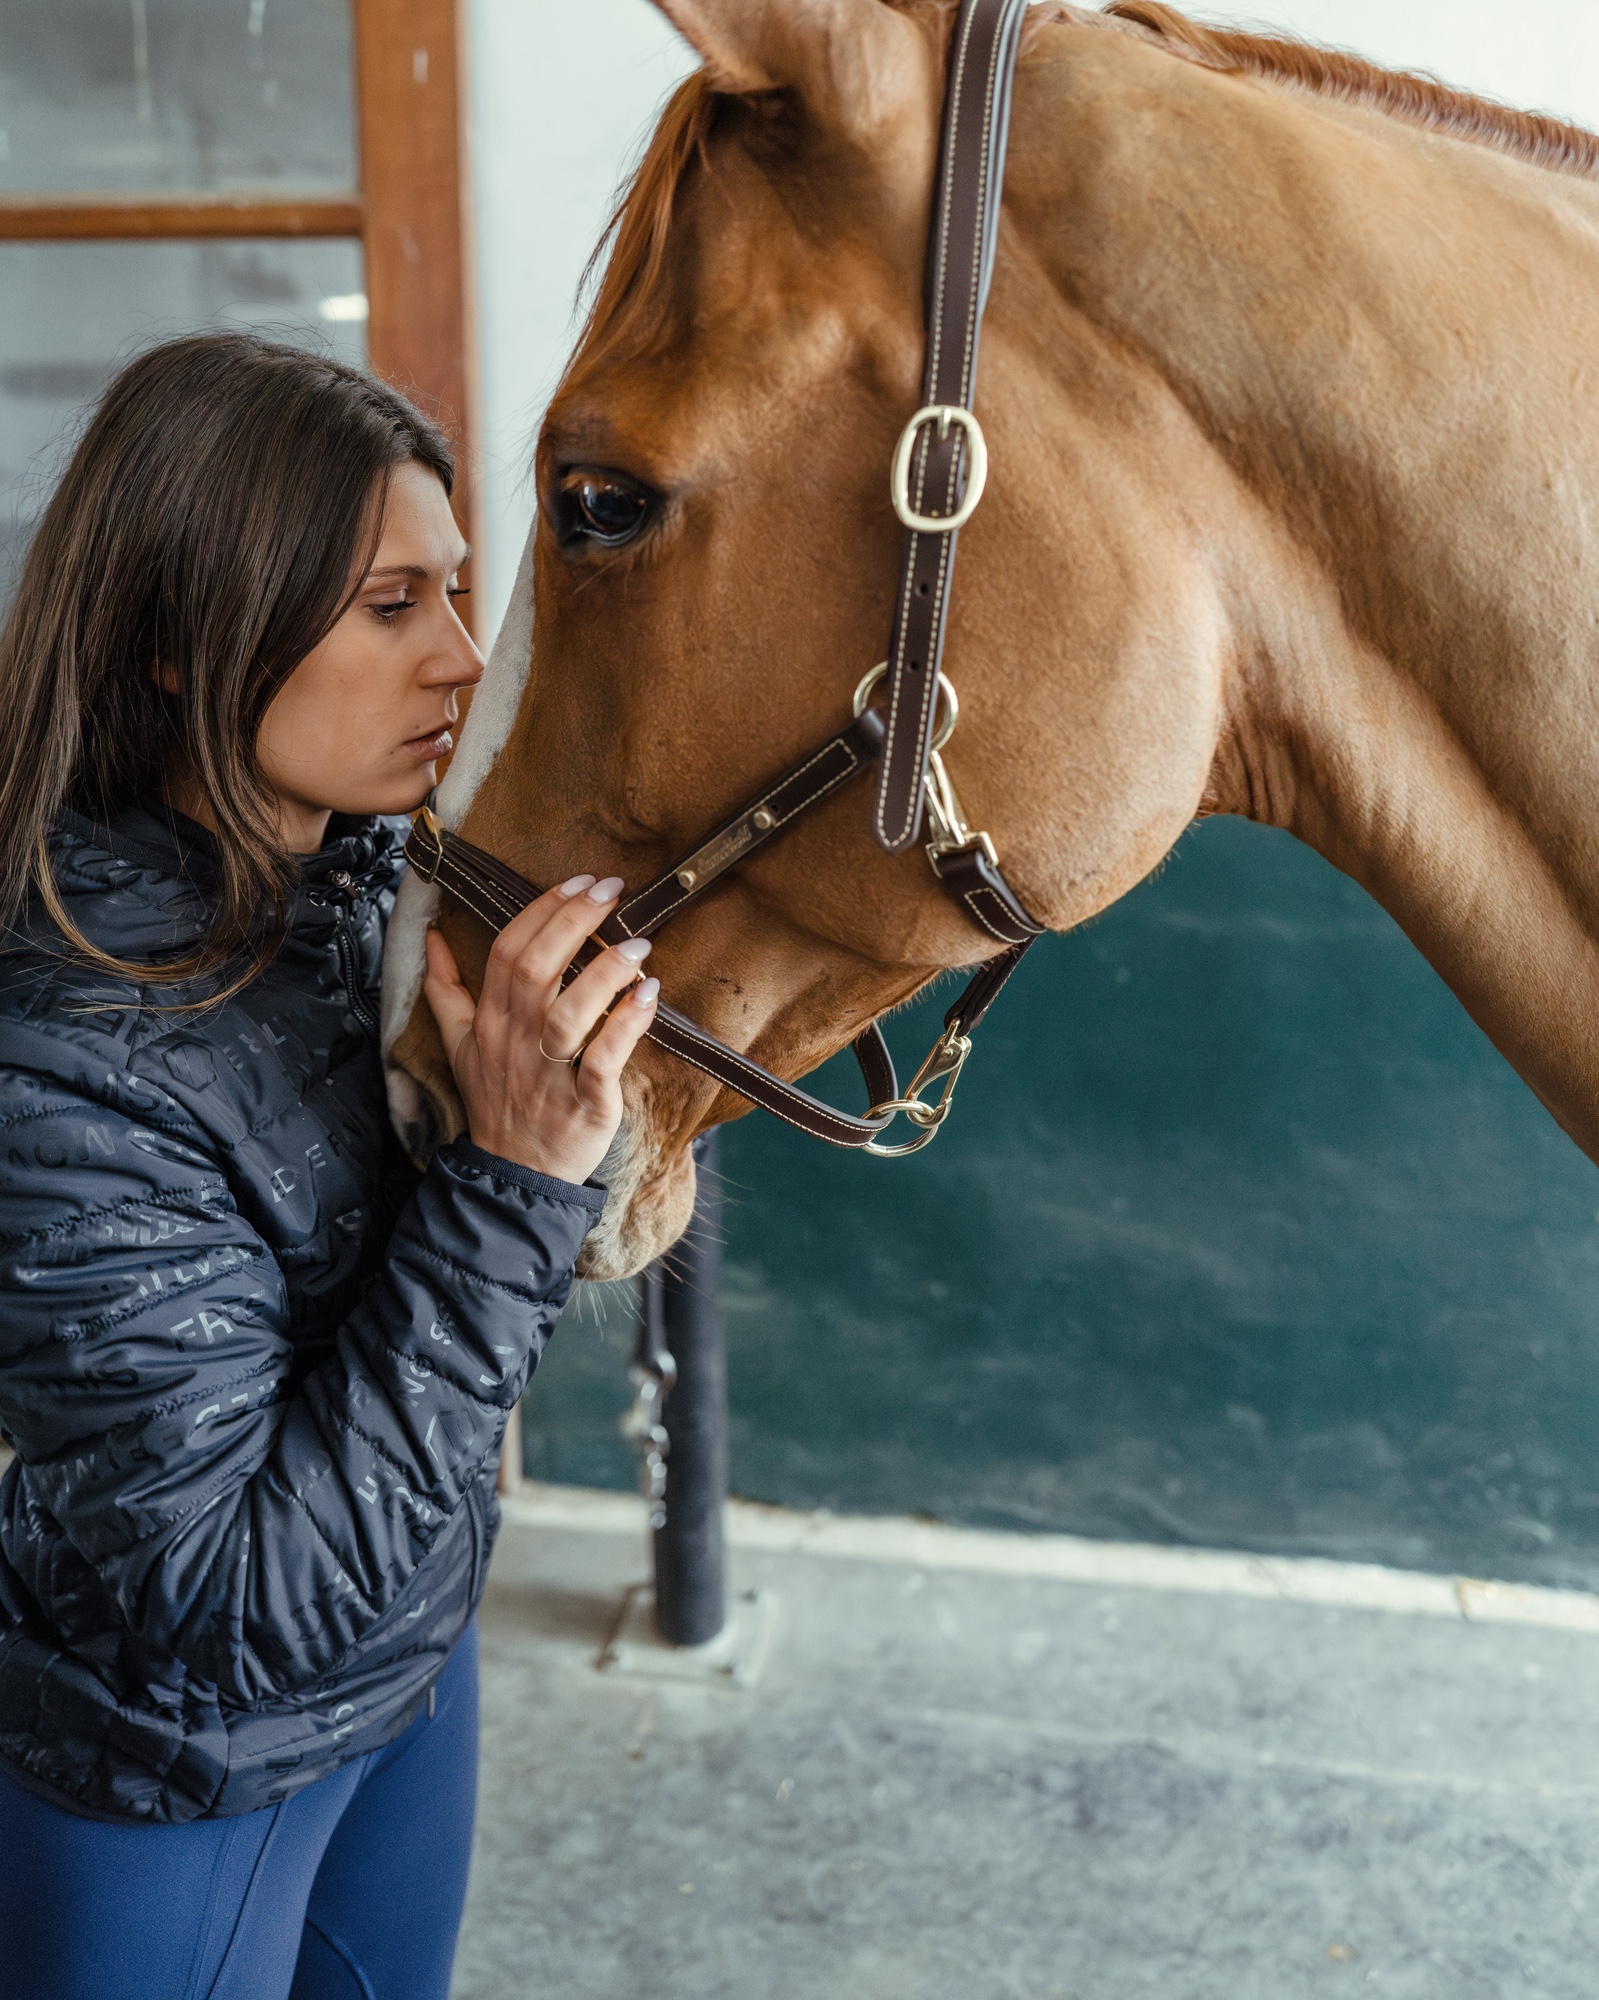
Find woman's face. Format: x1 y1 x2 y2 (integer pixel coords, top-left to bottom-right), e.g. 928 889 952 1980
256 460 484 850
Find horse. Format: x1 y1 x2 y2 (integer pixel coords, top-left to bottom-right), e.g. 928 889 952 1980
384 0 1599 1282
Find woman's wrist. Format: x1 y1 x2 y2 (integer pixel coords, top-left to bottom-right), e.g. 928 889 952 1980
459 1130 597 1189
449 1136 607 1205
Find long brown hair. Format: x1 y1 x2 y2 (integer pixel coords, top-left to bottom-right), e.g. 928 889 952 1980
0 331 453 984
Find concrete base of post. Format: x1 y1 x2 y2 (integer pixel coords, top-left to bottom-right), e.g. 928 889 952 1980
598 1581 777 1688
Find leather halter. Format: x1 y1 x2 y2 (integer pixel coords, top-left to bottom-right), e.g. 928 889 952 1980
406 0 1043 1155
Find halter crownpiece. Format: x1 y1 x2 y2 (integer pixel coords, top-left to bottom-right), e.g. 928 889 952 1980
405 0 1043 1155
874 0 1031 859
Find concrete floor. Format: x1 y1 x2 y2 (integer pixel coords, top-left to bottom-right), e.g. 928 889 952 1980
456 1489 1599 2000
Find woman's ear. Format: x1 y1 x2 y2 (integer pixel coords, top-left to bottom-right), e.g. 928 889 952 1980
151 659 181 696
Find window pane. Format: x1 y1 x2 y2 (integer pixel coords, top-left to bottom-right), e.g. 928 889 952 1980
0 237 365 601
0 0 357 195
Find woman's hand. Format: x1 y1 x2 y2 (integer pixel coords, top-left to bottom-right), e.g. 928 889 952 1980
422 873 658 1187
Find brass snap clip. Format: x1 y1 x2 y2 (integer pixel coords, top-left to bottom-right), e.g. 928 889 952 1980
863 1025 974 1158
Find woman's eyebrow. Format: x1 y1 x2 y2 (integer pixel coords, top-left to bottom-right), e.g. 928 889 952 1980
364 550 472 583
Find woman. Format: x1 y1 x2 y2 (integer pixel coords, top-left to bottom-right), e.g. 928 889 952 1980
0 332 657 1997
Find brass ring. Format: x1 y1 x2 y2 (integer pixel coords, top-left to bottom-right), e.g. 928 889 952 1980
537 1032 581 1067
852 660 959 753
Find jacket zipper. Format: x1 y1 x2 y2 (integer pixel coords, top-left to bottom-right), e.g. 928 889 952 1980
329 876 379 1033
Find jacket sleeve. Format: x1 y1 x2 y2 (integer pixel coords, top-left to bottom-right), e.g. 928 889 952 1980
0 1057 602 1704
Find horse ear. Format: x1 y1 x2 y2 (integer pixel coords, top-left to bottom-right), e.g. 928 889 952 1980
648 0 924 132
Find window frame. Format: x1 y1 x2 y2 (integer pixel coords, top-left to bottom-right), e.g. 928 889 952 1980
0 0 478 628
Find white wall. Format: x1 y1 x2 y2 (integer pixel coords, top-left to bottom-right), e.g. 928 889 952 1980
465 0 1599 634
466 0 691 637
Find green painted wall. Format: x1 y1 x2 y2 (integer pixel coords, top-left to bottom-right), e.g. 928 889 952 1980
524 816 1599 1587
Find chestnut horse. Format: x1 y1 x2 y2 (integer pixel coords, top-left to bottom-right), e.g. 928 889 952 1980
385 0 1599 1280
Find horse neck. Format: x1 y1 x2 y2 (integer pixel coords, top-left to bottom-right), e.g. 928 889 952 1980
1014 18 1599 1157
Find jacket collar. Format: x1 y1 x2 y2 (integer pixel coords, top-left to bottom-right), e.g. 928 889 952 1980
42 797 406 958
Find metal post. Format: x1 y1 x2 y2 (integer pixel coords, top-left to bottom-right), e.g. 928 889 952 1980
496 1397 524 1496
641 1130 727 1646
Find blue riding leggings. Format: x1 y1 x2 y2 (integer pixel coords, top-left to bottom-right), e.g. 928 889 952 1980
0 1625 478 2000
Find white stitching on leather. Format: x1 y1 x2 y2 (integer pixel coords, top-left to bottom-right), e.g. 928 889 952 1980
964 890 1018 943
425 834 915 1143
622 736 864 931
877 0 1007 852
649 1020 887 1143
925 2 974 390
428 834 893 1142
961 11 1006 403
965 885 1029 944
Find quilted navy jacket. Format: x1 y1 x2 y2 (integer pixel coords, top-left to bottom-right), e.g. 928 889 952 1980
0 799 601 1822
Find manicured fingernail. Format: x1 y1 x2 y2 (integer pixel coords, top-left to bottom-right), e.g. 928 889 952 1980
614 937 652 964
558 874 596 898
631 976 660 1008
587 875 625 904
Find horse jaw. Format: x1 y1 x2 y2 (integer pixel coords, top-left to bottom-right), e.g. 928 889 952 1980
578 1079 701 1279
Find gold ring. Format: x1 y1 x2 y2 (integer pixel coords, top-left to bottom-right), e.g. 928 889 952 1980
537 1033 581 1066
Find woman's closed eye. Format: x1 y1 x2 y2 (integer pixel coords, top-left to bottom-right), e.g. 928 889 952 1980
371 585 469 622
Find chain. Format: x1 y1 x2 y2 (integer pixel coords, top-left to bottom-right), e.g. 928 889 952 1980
620 1284 678 1529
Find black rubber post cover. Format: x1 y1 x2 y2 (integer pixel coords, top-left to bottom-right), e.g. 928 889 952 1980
648 1130 728 1646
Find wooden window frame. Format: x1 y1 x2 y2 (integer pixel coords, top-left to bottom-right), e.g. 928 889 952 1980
0 0 478 628
0 0 517 1484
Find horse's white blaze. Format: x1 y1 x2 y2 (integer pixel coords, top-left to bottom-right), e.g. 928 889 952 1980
381 526 537 1135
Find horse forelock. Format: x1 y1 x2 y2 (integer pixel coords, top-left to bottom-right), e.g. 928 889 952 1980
565 71 718 395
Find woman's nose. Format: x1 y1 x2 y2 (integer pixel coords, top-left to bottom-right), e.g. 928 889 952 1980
427 624 485 688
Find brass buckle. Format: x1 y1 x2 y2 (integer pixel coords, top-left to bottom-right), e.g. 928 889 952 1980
863 1026 973 1158
409 802 447 882
890 404 989 535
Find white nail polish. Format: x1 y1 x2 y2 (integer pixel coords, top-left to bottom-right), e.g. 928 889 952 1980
587 876 625 904
631 977 660 1007
614 937 652 964
559 874 597 898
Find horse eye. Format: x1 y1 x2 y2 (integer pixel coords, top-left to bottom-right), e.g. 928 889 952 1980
559 470 650 548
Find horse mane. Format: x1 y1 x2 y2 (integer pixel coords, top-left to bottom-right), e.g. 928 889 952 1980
565 1 1599 394
566 73 717 388
1103 1 1599 182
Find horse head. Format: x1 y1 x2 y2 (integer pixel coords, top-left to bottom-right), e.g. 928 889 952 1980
387 0 1599 1275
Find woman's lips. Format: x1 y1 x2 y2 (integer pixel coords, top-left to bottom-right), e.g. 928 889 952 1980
405 728 453 761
